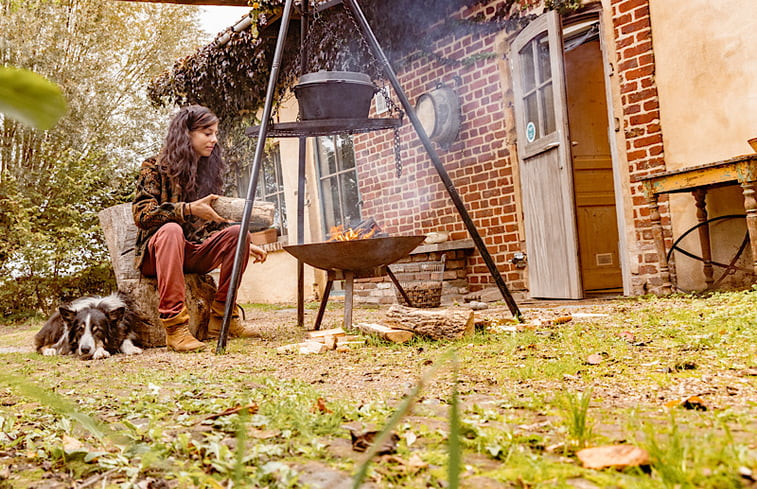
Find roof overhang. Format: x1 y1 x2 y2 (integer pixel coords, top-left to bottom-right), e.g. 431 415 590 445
110 0 251 6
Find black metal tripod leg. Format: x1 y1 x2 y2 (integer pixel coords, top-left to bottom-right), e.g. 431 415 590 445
343 0 521 320
386 268 415 307
216 0 297 353
313 280 333 331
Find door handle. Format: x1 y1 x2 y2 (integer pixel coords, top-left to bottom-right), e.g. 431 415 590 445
545 142 560 149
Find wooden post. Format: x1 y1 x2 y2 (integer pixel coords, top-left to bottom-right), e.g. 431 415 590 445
644 191 674 293
741 181 757 276
343 270 354 330
692 188 714 288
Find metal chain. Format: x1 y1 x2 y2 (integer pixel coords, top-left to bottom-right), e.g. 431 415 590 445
342 3 405 177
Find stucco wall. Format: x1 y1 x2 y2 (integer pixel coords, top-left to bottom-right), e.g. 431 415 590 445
650 0 756 290
231 97 321 304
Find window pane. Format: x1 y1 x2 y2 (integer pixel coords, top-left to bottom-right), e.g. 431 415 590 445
317 137 337 175
539 83 556 136
537 33 551 83
262 155 277 195
340 172 361 228
268 194 287 233
524 92 539 140
321 175 341 230
519 42 536 92
337 135 355 171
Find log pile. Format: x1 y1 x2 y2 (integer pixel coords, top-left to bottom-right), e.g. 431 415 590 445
395 282 443 308
276 328 366 354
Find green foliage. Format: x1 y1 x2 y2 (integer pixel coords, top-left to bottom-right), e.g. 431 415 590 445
0 67 66 130
545 0 583 15
557 388 594 451
0 150 135 316
0 0 206 317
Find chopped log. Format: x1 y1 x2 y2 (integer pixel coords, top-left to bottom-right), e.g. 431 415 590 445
277 341 329 354
354 323 415 343
307 328 345 339
119 275 216 346
212 197 275 231
384 305 475 341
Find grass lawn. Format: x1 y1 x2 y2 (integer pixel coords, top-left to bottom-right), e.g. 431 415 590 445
0 290 755 488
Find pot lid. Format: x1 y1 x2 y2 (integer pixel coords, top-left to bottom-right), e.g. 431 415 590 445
297 70 374 86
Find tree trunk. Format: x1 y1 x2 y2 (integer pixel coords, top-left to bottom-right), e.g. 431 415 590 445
384 305 475 340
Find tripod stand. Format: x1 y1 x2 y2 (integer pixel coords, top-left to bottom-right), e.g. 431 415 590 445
216 0 521 353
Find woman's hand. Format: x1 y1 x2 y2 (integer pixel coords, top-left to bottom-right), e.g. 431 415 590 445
250 244 267 264
187 194 229 223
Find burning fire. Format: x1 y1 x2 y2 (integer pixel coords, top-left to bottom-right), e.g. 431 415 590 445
327 225 376 242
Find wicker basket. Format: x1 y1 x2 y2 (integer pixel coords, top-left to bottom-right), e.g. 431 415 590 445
395 281 443 308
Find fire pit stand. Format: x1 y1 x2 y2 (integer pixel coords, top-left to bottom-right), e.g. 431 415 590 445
284 235 425 330
311 266 413 331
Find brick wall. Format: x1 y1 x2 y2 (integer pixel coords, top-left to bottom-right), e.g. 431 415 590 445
353 247 473 305
353 1 527 294
610 0 672 293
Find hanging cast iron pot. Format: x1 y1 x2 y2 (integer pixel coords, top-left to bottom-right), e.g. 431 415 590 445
293 71 376 120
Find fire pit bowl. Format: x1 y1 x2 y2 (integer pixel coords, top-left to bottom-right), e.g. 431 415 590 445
284 235 425 271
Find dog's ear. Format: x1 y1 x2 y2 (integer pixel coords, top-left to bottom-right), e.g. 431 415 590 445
107 306 125 323
59 306 77 323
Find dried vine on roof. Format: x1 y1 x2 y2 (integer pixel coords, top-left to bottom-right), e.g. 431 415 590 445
148 0 537 121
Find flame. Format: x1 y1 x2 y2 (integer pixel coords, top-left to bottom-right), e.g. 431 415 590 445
328 225 377 242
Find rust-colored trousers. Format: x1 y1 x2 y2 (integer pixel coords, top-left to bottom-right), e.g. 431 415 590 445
140 223 250 318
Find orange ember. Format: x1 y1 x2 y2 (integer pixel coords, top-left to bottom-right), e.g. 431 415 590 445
327 225 377 242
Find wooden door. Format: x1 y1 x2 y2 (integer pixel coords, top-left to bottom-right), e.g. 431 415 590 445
512 12 582 299
565 39 623 292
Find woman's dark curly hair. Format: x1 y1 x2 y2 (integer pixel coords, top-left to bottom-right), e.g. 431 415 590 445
159 105 225 201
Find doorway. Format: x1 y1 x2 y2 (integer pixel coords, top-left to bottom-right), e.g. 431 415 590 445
563 18 623 294
511 11 623 298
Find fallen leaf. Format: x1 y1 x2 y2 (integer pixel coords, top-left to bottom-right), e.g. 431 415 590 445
586 353 603 365
249 428 280 439
664 396 707 411
311 397 332 414
576 444 650 470
379 454 428 474
62 435 84 453
616 331 636 342
202 402 258 422
552 316 573 325
403 430 417 447
349 429 399 454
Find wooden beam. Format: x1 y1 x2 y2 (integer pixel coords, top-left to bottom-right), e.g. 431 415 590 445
111 0 252 6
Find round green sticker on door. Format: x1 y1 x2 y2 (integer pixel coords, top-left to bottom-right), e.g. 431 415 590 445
526 121 536 143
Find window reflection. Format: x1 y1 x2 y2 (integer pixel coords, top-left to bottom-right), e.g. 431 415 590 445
315 135 362 235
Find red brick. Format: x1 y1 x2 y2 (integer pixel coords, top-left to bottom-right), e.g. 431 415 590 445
621 18 650 36
624 64 655 80
617 0 647 14
633 134 663 148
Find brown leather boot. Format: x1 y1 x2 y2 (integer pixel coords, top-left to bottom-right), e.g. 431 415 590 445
207 300 263 339
161 307 205 352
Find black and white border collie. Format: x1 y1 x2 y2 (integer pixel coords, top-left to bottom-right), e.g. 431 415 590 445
34 292 143 360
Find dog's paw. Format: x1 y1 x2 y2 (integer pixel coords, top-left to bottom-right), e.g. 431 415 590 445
121 339 143 355
92 347 111 360
42 348 58 356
